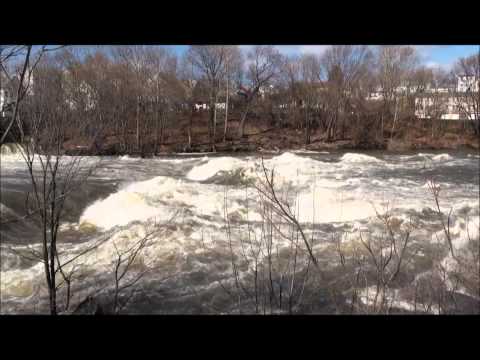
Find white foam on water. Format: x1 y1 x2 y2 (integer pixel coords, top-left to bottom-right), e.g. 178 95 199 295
154 157 196 163
119 155 137 161
371 179 384 186
432 153 453 162
340 153 382 163
180 152 217 156
0 153 26 166
2 150 478 312
186 157 249 181
79 175 262 230
262 152 323 186
418 153 435 158
296 187 377 223
432 214 480 251
291 149 329 154
398 154 420 161
1 153 102 177
81 192 160 229
185 152 322 186
1 210 267 304
81 177 178 229
181 151 473 226
357 287 432 313
0 143 23 156
0 262 45 299
0 203 18 218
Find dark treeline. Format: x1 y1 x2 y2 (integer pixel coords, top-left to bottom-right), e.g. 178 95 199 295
1 45 479 155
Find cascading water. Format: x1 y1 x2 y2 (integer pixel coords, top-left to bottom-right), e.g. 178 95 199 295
1 150 479 313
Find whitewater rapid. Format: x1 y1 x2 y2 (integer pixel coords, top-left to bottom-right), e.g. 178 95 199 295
1 150 479 313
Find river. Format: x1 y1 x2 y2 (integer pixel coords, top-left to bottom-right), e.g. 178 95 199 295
1 149 479 313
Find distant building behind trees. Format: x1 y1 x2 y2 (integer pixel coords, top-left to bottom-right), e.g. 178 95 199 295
415 75 479 120
1 45 478 150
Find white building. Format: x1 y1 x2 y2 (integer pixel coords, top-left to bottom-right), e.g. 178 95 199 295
0 88 11 117
456 75 479 93
366 87 404 101
258 84 275 97
0 88 9 108
1 68 35 117
415 96 462 120
194 103 208 111
63 77 98 111
415 75 479 120
193 102 227 111
366 87 384 101
366 84 440 101
23 67 34 96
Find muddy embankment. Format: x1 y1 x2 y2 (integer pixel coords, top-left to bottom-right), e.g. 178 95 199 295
27 115 480 156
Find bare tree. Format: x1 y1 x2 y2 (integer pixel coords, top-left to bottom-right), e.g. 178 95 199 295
281 55 305 132
238 46 283 138
0 46 31 145
111 222 159 314
375 46 419 140
415 68 450 138
299 54 323 144
202 165 316 314
320 45 373 141
179 76 196 150
15 54 103 314
358 209 415 313
111 46 152 153
450 51 480 135
187 46 229 151
143 47 181 154
1 46 66 145
222 46 243 141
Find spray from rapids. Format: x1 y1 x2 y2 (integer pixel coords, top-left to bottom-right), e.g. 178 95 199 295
1 151 478 312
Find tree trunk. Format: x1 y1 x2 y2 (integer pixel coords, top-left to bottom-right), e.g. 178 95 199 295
390 97 399 141
208 102 214 151
160 111 166 145
49 227 57 315
380 113 384 140
213 99 217 140
122 118 127 153
49 180 58 316
136 97 140 152
0 46 31 146
154 104 159 155
305 106 311 145
326 109 337 142
188 105 193 149
43 237 55 314
224 72 229 142
238 99 252 138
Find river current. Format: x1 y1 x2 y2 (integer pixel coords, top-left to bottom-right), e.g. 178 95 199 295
1 149 479 313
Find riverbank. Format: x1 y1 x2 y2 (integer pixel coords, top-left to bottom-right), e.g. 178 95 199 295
4 116 478 157
62 125 478 156
80 115 480 155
